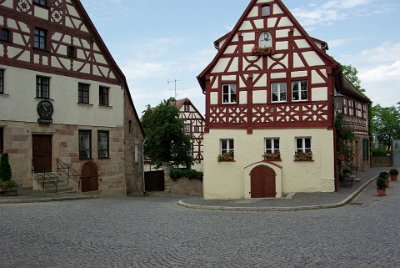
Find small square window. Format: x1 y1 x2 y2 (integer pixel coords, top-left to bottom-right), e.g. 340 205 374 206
0 29 10 42
78 83 90 104
220 139 234 155
292 81 308 101
184 104 190 112
36 76 50 99
34 0 47 7
262 5 271 16
67 46 77 58
222 84 237 104
265 138 280 154
271 82 287 102
184 124 191 133
296 137 311 153
34 28 47 50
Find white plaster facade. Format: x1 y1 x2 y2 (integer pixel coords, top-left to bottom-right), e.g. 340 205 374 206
203 129 335 199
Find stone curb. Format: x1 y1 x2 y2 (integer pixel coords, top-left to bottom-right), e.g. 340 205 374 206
177 176 377 212
0 196 97 205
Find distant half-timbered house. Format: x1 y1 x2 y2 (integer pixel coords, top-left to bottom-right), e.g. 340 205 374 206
0 0 144 196
197 0 370 199
176 98 204 171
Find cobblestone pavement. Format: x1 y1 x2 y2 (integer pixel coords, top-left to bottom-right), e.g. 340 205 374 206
1 180 400 268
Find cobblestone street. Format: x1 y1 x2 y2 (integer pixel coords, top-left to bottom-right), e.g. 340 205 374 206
1 181 400 268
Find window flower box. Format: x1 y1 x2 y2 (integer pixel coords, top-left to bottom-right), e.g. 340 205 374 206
218 152 235 162
294 151 313 161
263 151 281 161
252 46 275 56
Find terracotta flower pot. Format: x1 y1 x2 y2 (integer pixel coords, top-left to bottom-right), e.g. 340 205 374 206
390 174 398 181
377 188 386 196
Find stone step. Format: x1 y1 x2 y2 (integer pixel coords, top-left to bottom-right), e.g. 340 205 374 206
44 187 75 193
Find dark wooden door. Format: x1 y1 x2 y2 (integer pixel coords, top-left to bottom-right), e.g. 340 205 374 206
81 161 99 192
144 171 165 192
32 135 52 173
251 165 276 198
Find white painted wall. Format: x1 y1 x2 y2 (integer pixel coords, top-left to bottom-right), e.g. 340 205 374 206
203 128 335 199
0 65 124 127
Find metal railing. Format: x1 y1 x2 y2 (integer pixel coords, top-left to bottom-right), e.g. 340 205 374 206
57 158 81 194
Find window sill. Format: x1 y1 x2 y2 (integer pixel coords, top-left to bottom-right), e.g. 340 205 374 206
77 103 93 107
0 93 10 98
99 105 113 109
98 157 110 160
33 47 50 54
263 159 282 162
35 97 53 101
79 158 92 161
218 159 235 162
294 159 314 162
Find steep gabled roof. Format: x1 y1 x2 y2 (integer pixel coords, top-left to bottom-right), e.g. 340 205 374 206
175 98 205 121
197 0 338 91
74 0 144 136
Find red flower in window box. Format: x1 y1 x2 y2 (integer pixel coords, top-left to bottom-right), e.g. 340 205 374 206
263 151 281 161
294 151 313 161
252 46 275 56
218 152 235 162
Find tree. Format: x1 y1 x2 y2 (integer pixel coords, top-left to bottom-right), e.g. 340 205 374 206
0 153 12 181
142 98 192 168
371 105 400 149
342 64 365 92
335 113 355 168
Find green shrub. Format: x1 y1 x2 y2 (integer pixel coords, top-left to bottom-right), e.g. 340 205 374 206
389 169 399 176
377 177 386 189
0 153 12 181
170 168 203 181
379 172 389 180
371 148 389 157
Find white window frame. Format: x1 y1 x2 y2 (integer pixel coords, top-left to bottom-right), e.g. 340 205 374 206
271 82 287 103
184 124 191 133
265 138 280 154
220 139 234 155
292 81 308 102
296 137 312 153
222 84 237 104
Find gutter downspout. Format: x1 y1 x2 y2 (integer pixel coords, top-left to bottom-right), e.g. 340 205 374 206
141 138 147 196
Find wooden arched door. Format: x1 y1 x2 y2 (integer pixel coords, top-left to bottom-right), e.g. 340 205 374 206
81 161 98 192
250 165 276 198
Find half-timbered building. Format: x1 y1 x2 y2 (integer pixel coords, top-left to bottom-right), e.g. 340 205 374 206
176 98 204 171
0 0 144 196
198 0 370 199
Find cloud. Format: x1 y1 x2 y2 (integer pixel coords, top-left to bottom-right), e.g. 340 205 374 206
360 61 400 82
292 0 387 28
360 42 400 63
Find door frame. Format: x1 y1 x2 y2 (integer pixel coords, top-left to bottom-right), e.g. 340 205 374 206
32 134 53 173
244 162 282 199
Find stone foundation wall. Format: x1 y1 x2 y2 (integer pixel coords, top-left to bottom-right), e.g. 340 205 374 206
372 156 392 168
1 120 127 196
170 177 203 197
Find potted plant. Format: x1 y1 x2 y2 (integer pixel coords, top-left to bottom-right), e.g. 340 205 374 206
218 152 234 162
379 172 390 188
263 151 281 161
252 46 275 56
389 169 398 181
376 176 387 196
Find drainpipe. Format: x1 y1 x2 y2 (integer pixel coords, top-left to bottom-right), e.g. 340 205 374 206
141 138 147 196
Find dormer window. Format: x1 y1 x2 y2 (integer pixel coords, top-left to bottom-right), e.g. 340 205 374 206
262 5 271 17
259 32 272 49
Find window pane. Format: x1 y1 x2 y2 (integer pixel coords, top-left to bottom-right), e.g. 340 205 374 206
98 131 109 158
262 6 270 16
79 130 91 159
297 139 303 151
274 139 280 151
292 82 299 100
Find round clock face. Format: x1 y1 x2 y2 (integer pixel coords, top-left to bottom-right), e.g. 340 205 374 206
37 100 54 118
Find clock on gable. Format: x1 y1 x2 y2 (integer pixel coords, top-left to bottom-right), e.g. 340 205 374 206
37 100 54 124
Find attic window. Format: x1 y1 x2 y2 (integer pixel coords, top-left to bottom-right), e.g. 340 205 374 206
259 32 272 48
262 5 271 16
67 46 77 58
0 28 10 42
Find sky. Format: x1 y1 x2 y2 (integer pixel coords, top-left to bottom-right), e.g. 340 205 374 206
80 0 400 115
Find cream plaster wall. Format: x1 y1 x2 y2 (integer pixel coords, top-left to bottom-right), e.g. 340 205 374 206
203 128 335 200
0 65 124 127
